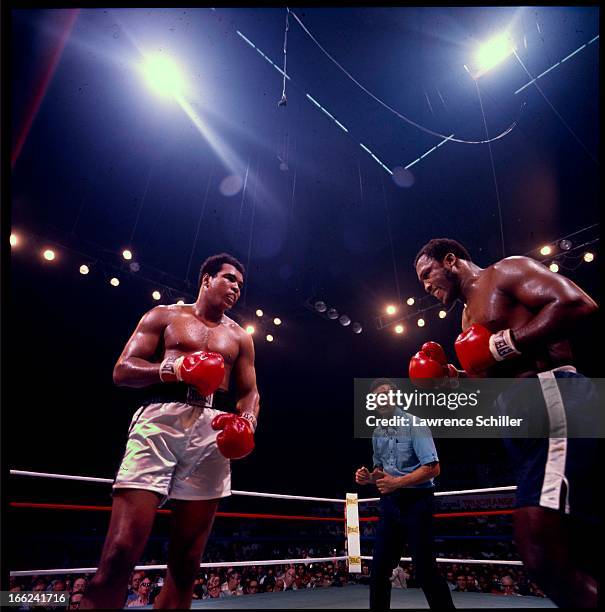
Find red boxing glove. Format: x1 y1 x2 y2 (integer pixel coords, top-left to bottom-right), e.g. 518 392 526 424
211 413 255 460
455 323 521 374
421 341 448 366
159 351 225 396
409 342 458 389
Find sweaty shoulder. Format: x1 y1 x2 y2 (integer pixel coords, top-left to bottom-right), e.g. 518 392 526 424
222 315 253 348
488 256 543 283
222 314 246 336
142 303 188 326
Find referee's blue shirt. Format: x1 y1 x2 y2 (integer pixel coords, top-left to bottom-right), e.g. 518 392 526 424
372 407 439 489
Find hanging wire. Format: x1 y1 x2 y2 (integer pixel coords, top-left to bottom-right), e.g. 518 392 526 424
474 80 506 259
243 155 261 305
129 160 154 244
236 158 251 241
513 50 598 166
70 159 101 236
278 8 290 107
288 10 517 145
380 172 401 304
185 161 215 284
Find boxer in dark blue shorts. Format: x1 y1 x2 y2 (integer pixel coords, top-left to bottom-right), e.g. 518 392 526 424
414 238 599 608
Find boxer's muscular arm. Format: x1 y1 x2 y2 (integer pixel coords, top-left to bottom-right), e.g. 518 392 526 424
113 306 170 387
496 256 598 350
233 330 260 420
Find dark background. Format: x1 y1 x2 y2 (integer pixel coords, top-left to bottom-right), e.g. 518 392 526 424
5 5 601 572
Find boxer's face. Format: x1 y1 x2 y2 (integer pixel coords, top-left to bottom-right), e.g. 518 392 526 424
202 264 244 310
416 254 460 305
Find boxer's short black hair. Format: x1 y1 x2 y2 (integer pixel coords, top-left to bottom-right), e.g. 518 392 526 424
199 253 245 288
414 238 472 268
369 378 398 393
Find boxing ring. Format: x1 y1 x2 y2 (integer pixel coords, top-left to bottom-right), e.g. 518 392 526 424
9 469 555 608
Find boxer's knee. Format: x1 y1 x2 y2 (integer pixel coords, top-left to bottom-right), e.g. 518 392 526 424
167 549 202 589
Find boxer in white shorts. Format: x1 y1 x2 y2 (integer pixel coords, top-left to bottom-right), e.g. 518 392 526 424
81 253 259 610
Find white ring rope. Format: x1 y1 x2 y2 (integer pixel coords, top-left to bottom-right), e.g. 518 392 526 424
9 470 344 503
361 556 523 566
9 557 350 577
9 470 516 502
10 555 522 577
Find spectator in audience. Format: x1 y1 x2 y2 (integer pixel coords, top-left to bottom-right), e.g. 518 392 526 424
274 575 285 592
357 564 372 586
259 568 274 587
283 567 298 591
192 576 206 600
221 570 243 597
71 577 87 595
445 571 456 591
203 574 221 599
244 579 259 595
390 563 409 589
68 592 84 609
49 579 66 592
476 575 490 593
453 574 467 592
125 572 146 606
466 574 477 592
126 578 153 607
501 575 520 596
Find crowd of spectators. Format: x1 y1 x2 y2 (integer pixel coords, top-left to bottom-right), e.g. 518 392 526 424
9 555 546 608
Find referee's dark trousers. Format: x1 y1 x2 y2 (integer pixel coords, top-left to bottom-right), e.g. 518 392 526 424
370 487 455 610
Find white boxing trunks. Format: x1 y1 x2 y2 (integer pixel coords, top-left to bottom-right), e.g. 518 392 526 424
113 402 231 502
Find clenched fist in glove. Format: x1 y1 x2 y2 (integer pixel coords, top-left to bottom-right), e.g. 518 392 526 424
455 324 521 374
409 341 458 389
211 413 255 460
159 351 224 396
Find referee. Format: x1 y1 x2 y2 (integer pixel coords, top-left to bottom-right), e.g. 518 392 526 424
355 378 455 610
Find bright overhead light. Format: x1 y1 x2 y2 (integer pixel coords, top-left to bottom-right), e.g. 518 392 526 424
256 309 264 317
395 325 404 334
142 53 186 99
540 245 552 256
549 263 559 273
245 325 255 335
583 252 594 263
438 310 447 319
471 32 515 78
110 277 120 287
266 334 274 342
10 233 19 247
273 317 282 326
43 249 56 261
406 297 415 306
417 318 425 327
176 299 185 305
386 305 397 315
152 290 161 300
79 265 90 275
122 249 133 260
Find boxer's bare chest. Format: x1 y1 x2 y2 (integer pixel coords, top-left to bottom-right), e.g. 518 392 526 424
461 270 571 375
162 312 240 368
462 273 532 334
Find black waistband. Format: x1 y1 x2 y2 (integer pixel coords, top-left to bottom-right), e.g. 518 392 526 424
141 384 235 412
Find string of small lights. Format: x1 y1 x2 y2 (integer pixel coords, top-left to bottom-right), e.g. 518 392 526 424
9 229 281 344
